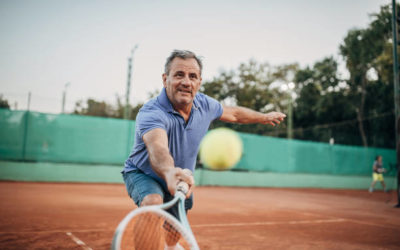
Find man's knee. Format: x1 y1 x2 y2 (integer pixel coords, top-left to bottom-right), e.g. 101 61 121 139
140 194 163 207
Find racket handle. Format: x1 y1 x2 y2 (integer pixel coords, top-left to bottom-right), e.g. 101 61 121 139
177 181 189 194
176 169 192 195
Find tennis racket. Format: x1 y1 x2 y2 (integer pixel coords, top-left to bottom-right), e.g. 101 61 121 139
111 170 199 250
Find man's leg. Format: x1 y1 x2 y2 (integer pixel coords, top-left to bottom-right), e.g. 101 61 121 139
123 170 165 206
376 174 387 192
141 194 163 206
369 181 376 192
381 181 387 192
123 170 166 249
370 173 380 192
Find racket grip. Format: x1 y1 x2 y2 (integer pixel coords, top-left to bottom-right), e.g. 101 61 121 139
176 169 192 195
177 181 189 194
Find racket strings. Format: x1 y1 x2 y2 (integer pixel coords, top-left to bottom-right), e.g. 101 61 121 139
120 211 191 250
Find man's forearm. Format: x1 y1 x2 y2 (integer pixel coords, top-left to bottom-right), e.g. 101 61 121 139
221 106 285 126
142 128 176 180
220 106 264 124
230 106 266 124
148 146 175 179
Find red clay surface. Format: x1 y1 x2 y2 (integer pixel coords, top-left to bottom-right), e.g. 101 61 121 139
0 181 399 250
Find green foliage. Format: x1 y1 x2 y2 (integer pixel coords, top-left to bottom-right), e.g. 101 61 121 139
292 57 353 142
73 95 144 120
0 95 10 109
201 3 396 148
201 60 299 136
74 99 114 117
338 3 396 147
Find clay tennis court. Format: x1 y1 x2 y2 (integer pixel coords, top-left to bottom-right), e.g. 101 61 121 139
0 181 399 250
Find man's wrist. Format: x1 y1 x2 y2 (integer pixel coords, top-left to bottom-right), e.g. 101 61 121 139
153 164 175 180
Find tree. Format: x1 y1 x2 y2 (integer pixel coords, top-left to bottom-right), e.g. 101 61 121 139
201 59 298 136
0 95 10 109
292 57 356 143
74 98 116 117
339 4 395 147
72 91 156 120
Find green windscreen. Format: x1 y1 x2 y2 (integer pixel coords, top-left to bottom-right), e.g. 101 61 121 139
236 133 396 176
0 109 396 176
0 109 26 160
0 109 135 165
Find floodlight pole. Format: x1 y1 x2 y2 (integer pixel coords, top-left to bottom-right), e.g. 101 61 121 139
287 82 294 140
22 91 32 160
27 91 31 111
391 0 400 208
61 82 70 114
288 96 293 139
124 44 139 120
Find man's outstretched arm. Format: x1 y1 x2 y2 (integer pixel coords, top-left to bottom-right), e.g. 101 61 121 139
220 105 286 126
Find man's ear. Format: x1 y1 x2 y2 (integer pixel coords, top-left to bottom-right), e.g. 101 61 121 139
162 73 167 88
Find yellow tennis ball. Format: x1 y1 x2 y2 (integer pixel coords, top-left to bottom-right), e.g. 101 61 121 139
199 128 243 170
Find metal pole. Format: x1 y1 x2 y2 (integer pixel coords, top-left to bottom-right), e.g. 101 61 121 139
391 0 400 208
62 92 66 113
62 82 70 114
288 95 293 139
27 91 31 111
124 45 138 120
287 82 294 139
22 91 31 160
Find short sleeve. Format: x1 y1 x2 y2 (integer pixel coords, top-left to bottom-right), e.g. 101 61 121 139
203 94 223 121
136 109 167 138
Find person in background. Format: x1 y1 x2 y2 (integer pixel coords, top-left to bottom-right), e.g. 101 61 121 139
369 155 387 193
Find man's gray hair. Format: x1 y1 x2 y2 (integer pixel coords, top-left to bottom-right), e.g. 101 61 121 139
164 50 203 75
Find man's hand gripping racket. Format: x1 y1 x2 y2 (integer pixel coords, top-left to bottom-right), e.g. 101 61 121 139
111 169 199 250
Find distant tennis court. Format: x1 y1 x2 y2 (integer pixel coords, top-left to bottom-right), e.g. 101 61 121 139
0 181 399 249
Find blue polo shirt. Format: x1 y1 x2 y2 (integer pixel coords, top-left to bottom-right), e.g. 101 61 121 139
123 88 223 186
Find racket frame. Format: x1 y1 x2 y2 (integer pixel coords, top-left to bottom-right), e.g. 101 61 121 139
111 190 199 250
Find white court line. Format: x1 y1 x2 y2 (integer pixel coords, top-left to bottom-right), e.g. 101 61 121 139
295 211 339 220
346 219 400 230
191 218 346 228
0 228 113 234
66 232 93 250
293 211 400 230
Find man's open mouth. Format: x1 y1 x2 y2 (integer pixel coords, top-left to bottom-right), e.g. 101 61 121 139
178 89 192 94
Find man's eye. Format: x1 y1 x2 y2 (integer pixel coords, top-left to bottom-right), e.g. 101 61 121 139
189 74 198 79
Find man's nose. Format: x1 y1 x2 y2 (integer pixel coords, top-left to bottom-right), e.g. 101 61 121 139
181 76 191 86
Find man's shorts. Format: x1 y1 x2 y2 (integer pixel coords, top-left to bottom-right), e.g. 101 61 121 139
122 169 193 219
373 173 384 182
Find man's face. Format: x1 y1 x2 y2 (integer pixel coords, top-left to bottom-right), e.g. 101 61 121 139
162 57 202 108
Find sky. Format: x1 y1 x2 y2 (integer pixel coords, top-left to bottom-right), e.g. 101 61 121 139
0 0 389 114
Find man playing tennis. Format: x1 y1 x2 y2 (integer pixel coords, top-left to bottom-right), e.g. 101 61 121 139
122 50 286 249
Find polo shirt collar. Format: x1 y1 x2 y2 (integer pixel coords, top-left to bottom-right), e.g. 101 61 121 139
157 88 174 113
157 88 200 113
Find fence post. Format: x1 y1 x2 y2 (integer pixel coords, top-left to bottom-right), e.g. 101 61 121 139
21 111 30 160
